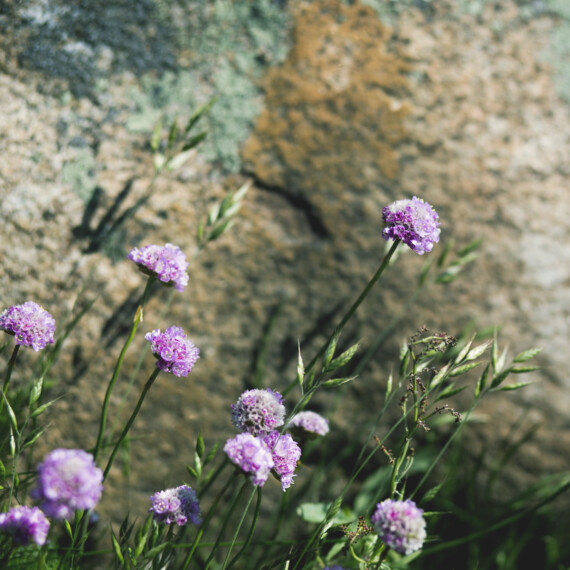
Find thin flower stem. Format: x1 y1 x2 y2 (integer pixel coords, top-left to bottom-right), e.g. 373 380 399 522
93 276 155 462
203 480 249 569
181 470 239 570
0 344 20 416
223 486 261 569
103 367 160 479
283 239 401 397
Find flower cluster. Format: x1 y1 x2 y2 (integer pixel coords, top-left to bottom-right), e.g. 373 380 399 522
128 243 189 292
145 326 200 377
224 433 274 487
0 301 55 351
149 485 201 526
263 431 301 491
32 449 103 520
371 498 426 555
0 506 50 546
382 196 440 255
288 410 329 438
231 389 286 436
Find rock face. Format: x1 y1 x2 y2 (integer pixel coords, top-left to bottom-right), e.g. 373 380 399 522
0 0 569 527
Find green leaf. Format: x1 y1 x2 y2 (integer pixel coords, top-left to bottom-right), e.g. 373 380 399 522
465 341 492 362
490 368 511 389
3 396 18 433
498 381 533 391
30 400 57 419
454 334 476 365
0 459 5 479
456 238 483 257
167 118 178 151
447 361 481 378
513 347 542 363
29 376 44 407
436 239 454 268
186 465 198 479
204 442 219 465
184 97 218 135
181 131 208 152
430 363 450 388
421 480 445 504
321 376 357 388
111 532 124 564
22 427 47 450
510 365 539 374
296 342 305 394
143 543 170 560
435 385 467 401
166 149 194 171
475 363 490 397
325 343 360 372
208 219 233 242
150 118 163 152
435 264 462 283
322 330 340 369
196 432 205 460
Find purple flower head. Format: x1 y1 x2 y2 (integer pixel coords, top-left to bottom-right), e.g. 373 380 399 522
32 449 103 520
149 485 201 526
224 433 274 487
263 431 301 491
288 411 330 438
0 301 55 351
145 326 200 377
231 389 286 436
0 506 50 546
128 243 189 292
371 499 426 555
382 196 440 255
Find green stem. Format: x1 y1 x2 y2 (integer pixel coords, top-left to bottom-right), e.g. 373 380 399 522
103 367 160 479
93 277 155 462
204 480 248 569
283 239 400 397
0 345 20 417
223 487 261 569
181 470 239 570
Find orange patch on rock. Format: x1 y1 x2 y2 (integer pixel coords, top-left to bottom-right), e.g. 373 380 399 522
242 0 412 206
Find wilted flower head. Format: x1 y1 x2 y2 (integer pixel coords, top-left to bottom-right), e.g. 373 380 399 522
224 433 274 487
231 389 286 436
0 301 55 351
288 410 330 438
128 243 189 292
145 326 200 377
149 485 201 526
382 196 440 255
0 506 50 546
263 431 301 491
32 449 103 520
371 499 426 555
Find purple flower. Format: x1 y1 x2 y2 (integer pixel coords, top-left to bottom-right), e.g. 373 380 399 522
0 301 55 351
145 326 200 377
382 196 440 255
263 431 301 491
288 411 330 438
371 499 426 555
32 449 103 520
0 506 50 546
149 485 201 526
128 243 189 292
224 433 274 487
231 389 286 436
